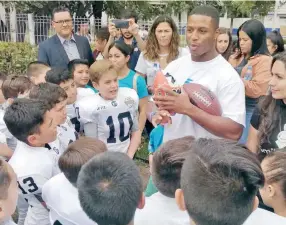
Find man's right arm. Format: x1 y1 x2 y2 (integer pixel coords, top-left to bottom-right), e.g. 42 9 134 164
37 43 49 65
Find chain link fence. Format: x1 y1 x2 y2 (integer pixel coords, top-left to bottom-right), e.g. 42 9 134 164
0 13 188 45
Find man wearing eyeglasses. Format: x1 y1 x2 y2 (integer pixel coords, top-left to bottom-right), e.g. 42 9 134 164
38 7 94 69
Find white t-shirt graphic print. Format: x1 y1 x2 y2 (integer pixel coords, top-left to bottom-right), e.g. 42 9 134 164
162 54 245 142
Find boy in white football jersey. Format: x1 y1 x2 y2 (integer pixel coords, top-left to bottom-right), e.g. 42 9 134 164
5 99 59 225
42 137 106 225
45 68 80 132
29 83 78 153
76 60 141 158
0 159 18 225
68 59 96 100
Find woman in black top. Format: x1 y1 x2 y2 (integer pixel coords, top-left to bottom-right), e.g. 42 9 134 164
248 52 286 160
247 52 286 212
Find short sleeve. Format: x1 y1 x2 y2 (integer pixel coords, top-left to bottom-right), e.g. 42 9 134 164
135 52 148 75
76 102 94 125
250 107 261 130
18 174 48 196
218 80 246 127
136 75 148 99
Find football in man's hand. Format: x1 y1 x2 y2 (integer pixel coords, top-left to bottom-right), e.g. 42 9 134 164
183 83 222 116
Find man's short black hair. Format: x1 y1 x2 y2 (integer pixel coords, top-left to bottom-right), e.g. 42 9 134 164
78 152 142 225
45 68 73 85
68 59 89 76
181 138 264 225
120 9 138 23
189 5 219 28
4 98 51 144
29 83 67 107
152 136 195 198
52 7 71 21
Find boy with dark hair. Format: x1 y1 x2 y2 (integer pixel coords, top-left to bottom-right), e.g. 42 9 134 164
5 99 59 225
77 152 145 225
0 159 18 225
68 59 96 100
29 83 78 153
27 61 51 85
76 60 141 158
135 136 193 225
175 138 285 225
42 137 107 225
46 68 80 132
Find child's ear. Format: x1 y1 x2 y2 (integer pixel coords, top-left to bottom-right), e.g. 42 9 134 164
137 193 145 210
27 135 37 146
175 189 187 211
92 81 99 89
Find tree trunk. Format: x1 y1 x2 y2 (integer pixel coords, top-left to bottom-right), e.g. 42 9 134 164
230 17 234 34
92 1 103 19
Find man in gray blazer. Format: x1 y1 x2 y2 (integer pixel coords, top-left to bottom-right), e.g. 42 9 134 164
38 7 94 69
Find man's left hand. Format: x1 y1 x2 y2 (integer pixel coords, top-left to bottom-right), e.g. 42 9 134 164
154 87 194 115
128 20 139 36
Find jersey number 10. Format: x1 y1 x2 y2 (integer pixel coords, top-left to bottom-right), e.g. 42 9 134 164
106 112 133 143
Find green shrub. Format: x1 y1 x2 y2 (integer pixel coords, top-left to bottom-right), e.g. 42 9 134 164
0 42 37 75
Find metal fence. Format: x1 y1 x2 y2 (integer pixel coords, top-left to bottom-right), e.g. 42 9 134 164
0 13 188 45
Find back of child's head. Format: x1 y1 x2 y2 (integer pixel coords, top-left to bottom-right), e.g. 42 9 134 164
2 75 33 100
261 150 286 200
4 98 52 144
68 59 89 75
179 138 264 225
29 83 67 107
78 152 143 225
95 27 110 41
0 159 17 221
89 60 117 83
46 68 73 85
27 61 50 82
58 137 107 187
152 136 195 198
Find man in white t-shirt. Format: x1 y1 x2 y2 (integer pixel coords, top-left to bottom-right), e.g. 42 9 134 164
152 6 245 142
175 137 285 225
42 137 107 225
134 136 193 225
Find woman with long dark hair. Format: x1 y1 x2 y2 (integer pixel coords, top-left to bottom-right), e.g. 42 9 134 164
215 27 232 60
248 52 286 159
247 52 286 213
267 30 285 56
236 19 272 144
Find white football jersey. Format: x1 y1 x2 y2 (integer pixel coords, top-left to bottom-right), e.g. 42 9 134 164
9 141 60 225
77 87 95 101
76 88 139 153
0 109 17 150
57 118 78 154
42 173 97 225
66 104 81 133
